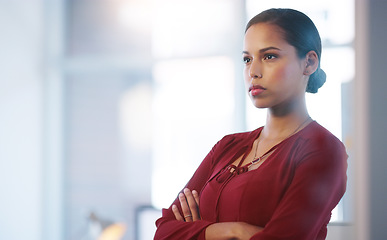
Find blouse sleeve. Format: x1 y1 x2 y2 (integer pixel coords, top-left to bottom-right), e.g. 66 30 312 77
251 135 348 240
154 136 232 240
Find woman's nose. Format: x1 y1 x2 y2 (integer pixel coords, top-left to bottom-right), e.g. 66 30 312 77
249 61 262 79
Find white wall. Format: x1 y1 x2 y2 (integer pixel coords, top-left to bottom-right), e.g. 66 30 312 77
326 224 354 240
0 1 44 240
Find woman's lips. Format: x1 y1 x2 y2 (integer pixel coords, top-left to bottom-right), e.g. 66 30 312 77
249 84 266 96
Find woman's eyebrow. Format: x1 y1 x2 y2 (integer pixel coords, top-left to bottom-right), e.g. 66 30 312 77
242 46 281 55
259 46 281 53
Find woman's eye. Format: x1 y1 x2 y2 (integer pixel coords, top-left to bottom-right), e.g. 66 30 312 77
243 57 251 64
263 54 276 60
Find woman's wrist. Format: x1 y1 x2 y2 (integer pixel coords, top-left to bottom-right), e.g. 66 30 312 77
205 222 246 240
205 222 263 240
205 222 238 240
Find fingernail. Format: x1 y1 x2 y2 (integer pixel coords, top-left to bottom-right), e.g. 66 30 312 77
192 190 197 195
184 188 189 193
179 193 184 198
172 204 177 209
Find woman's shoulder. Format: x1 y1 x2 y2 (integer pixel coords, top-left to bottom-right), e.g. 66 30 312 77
298 121 347 155
220 127 263 144
210 127 263 154
303 121 342 143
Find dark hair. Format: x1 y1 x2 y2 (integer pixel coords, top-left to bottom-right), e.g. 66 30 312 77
245 8 326 93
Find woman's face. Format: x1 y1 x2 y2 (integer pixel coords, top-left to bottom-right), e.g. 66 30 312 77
243 23 309 111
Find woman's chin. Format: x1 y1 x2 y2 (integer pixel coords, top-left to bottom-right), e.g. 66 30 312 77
250 99 268 109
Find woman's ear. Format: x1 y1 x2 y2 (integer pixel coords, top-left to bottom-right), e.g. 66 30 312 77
304 50 319 76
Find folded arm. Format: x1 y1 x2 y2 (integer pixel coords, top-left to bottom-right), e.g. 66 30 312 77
174 188 263 240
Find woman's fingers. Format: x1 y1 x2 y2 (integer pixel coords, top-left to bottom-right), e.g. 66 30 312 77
179 191 193 222
184 188 200 221
172 204 184 221
192 190 200 207
173 188 201 222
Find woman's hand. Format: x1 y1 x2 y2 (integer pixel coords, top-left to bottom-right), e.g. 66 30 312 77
172 188 201 222
171 188 263 239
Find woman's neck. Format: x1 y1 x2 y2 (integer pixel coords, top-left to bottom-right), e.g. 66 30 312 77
261 99 310 140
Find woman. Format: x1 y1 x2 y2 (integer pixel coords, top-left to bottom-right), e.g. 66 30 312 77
154 8 347 240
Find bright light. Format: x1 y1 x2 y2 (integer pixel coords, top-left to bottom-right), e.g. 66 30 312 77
151 56 235 209
117 0 152 33
120 83 152 151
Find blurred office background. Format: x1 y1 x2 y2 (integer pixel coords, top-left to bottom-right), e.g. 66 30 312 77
0 0 386 239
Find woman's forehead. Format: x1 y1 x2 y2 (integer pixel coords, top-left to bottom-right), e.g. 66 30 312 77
243 23 288 50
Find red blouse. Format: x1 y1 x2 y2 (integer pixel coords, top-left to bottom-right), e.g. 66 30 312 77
154 121 348 240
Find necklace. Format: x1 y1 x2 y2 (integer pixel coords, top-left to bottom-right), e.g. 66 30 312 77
215 116 312 183
248 116 312 169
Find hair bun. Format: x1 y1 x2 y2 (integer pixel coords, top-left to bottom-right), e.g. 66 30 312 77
306 68 326 93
